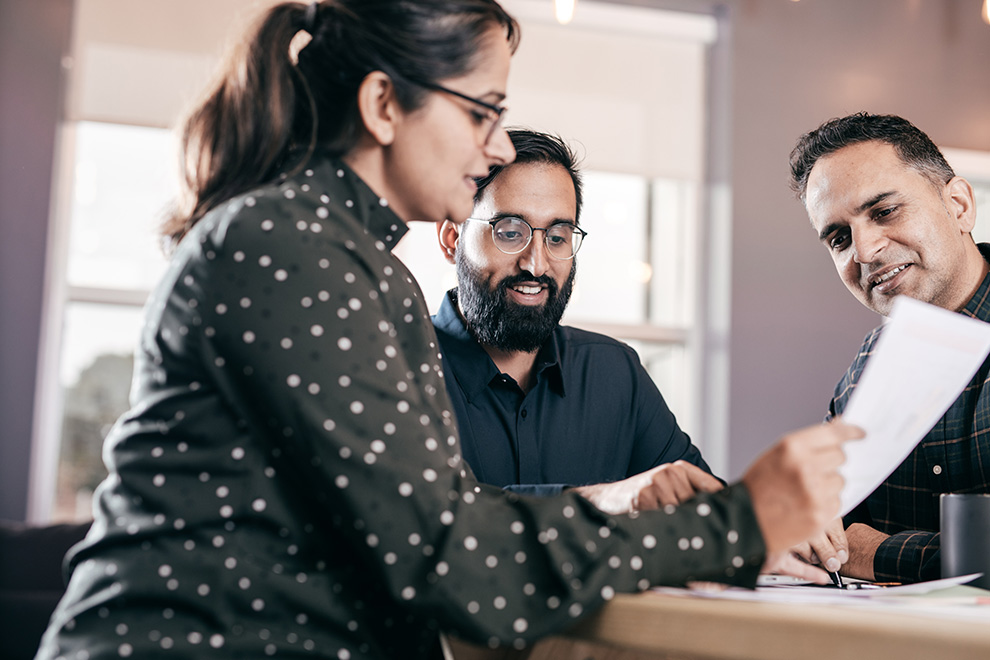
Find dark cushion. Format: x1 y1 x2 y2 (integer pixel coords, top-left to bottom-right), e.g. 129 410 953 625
0 520 92 660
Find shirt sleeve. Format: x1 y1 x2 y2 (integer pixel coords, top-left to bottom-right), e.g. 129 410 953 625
193 204 767 646
504 484 567 496
628 352 715 479
874 531 941 583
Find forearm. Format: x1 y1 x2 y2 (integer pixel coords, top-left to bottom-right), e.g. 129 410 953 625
843 523 888 580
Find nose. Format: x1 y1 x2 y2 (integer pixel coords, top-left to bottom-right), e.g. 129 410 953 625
851 223 887 265
485 126 516 166
517 232 550 277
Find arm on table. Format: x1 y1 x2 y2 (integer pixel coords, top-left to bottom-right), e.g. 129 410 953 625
571 461 723 515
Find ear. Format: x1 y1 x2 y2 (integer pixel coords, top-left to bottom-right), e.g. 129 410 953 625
944 176 978 234
355 71 401 147
437 219 461 264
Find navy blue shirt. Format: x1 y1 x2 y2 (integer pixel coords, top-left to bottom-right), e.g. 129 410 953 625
432 290 713 495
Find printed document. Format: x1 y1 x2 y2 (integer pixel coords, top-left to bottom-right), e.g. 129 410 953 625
838 295 990 515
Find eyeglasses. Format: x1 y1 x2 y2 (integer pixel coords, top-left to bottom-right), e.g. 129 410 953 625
406 78 508 146
467 216 588 260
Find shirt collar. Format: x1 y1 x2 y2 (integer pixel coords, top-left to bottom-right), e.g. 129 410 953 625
432 289 566 398
294 151 408 251
961 243 990 322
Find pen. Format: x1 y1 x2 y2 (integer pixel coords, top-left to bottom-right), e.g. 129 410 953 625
828 570 844 589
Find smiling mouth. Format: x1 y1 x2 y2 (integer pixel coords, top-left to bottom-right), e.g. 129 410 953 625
511 284 545 296
869 264 910 289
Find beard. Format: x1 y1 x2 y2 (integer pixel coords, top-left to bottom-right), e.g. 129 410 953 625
455 249 576 353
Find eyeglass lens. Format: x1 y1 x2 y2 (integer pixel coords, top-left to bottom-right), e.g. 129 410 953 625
491 217 583 259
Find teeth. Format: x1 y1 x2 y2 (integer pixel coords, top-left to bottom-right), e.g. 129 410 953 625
874 265 907 285
513 285 542 295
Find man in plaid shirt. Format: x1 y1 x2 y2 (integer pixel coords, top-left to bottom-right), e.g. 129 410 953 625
788 113 989 583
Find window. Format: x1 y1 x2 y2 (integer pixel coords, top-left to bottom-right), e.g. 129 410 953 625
32 0 724 521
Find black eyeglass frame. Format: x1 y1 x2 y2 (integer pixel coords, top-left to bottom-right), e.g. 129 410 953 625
467 216 588 261
405 78 508 145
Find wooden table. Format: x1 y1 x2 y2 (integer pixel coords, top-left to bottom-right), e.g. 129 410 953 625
448 588 990 660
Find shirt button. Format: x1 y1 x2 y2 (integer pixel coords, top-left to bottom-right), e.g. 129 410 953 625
521 409 528 419
933 465 942 475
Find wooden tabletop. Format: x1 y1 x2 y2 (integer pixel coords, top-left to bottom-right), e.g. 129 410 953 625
447 587 990 660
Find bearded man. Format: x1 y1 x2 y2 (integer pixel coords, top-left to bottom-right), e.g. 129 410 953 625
431 129 718 509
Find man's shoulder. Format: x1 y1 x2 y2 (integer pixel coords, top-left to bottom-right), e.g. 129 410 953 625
557 325 640 359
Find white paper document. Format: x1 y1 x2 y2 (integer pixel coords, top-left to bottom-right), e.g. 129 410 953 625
838 296 990 515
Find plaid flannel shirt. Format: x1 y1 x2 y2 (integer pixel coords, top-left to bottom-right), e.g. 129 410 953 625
826 244 990 583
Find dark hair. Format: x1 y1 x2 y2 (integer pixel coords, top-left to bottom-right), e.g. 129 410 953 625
474 128 584 222
162 0 519 248
789 112 955 201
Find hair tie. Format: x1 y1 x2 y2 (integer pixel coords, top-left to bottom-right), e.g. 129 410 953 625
304 1 319 34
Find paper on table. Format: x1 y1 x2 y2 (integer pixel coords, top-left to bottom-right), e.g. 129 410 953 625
756 572 982 595
838 296 990 515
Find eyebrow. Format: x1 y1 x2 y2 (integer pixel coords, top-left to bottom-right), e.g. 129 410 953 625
490 212 577 225
816 191 897 242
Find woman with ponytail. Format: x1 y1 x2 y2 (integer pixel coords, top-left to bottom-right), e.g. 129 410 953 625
36 2 858 659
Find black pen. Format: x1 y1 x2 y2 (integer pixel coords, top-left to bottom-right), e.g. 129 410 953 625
828 570 844 589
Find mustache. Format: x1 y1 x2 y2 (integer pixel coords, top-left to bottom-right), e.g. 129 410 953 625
496 272 559 296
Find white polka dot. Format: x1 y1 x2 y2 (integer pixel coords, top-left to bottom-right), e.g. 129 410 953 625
259 255 272 267
118 643 133 657
630 556 643 570
335 475 349 488
727 530 739 544
691 536 704 550
510 521 524 534
308 383 320 394
153 474 165 487
338 337 352 351
287 374 302 387
348 298 362 310
398 482 413 496
494 596 506 609
323 419 336 431
232 447 245 460
697 503 712 517
464 536 478 551
440 511 454 525
485 555 498 568
350 401 364 414
643 534 657 549
252 498 267 512
311 324 324 337
274 269 288 281
252 599 265 611
467 601 480 614
210 634 225 648
678 538 690 550
732 556 745 568
233 251 246 262
423 468 437 482
261 219 275 231
601 586 615 600
401 586 415 600
243 331 256 343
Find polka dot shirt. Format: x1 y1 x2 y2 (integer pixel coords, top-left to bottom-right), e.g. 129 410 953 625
36 153 766 660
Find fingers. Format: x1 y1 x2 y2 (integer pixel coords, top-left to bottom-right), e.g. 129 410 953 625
763 551 831 585
682 461 725 494
789 540 815 565
639 462 719 509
